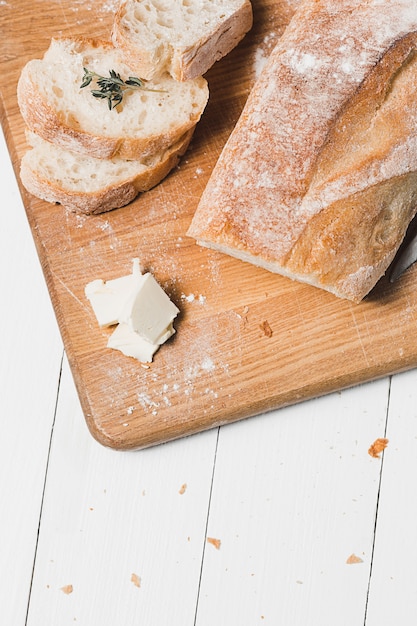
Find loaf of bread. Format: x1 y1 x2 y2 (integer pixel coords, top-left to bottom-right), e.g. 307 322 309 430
187 0 417 303
20 129 194 214
112 0 253 81
17 37 209 160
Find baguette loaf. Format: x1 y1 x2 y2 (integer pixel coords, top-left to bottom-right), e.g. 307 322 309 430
20 130 194 214
187 0 417 303
17 37 208 160
111 0 253 81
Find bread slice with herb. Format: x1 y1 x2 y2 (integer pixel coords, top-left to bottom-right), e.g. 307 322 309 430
20 129 194 215
187 0 417 303
17 37 209 160
111 0 253 81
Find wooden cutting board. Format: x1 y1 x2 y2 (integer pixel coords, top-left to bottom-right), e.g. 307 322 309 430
1 0 417 450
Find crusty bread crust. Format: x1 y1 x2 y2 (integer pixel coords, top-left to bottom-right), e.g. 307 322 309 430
187 0 417 303
17 37 208 160
112 0 253 81
171 2 253 81
20 128 194 215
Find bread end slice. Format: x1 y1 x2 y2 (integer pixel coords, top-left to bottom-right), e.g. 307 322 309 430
112 0 253 81
189 171 417 303
187 4 417 303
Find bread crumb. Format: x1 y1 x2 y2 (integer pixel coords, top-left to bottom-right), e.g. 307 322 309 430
207 537 221 550
61 584 73 594
260 320 273 337
131 573 141 588
179 483 187 495
346 554 363 564
368 438 389 458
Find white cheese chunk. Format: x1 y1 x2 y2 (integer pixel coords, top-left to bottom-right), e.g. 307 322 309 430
155 322 176 345
84 274 138 327
107 323 159 363
85 259 179 363
107 322 177 362
120 273 180 344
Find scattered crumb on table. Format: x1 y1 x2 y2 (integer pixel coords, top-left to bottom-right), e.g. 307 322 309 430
179 483 187 495
61 584 73 594
368 438 389 458
346 554 363 564
207 537 221 550
131 573 141 588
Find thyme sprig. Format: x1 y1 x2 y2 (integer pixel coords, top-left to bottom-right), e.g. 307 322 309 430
80 68 164 110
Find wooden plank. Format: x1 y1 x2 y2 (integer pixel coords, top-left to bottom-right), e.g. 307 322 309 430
195 381 390 625
2 0 417 450
26 356 219 626
0 127 63 625
365 369 417 625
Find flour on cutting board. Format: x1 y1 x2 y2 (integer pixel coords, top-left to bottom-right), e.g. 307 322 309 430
136 350 229 418
54 0 119 14
253 32 279 79
103 308 241 422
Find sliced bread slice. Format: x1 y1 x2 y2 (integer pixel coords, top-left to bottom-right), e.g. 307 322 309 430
111 0 253 81
20 129 194 214
17 37 209 160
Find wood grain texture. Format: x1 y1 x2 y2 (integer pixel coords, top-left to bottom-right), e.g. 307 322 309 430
1 0 417 450
27 356 220 626
0 127 64 626
195 379 391 625
365 368 417 625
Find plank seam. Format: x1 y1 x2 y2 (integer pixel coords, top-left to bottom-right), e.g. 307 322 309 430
193 426 220 626
363 375 392 625
24 351 64 626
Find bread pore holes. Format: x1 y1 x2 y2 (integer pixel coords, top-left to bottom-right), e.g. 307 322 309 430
156 15 173 28
151 0 169 11
52 85 63 98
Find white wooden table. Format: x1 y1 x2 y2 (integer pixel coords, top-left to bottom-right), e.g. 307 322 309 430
2 123 417 625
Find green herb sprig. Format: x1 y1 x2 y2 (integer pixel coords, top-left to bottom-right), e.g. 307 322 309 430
80 68 164 110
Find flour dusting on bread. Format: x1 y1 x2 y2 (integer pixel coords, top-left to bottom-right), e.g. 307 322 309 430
187 0 417 302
